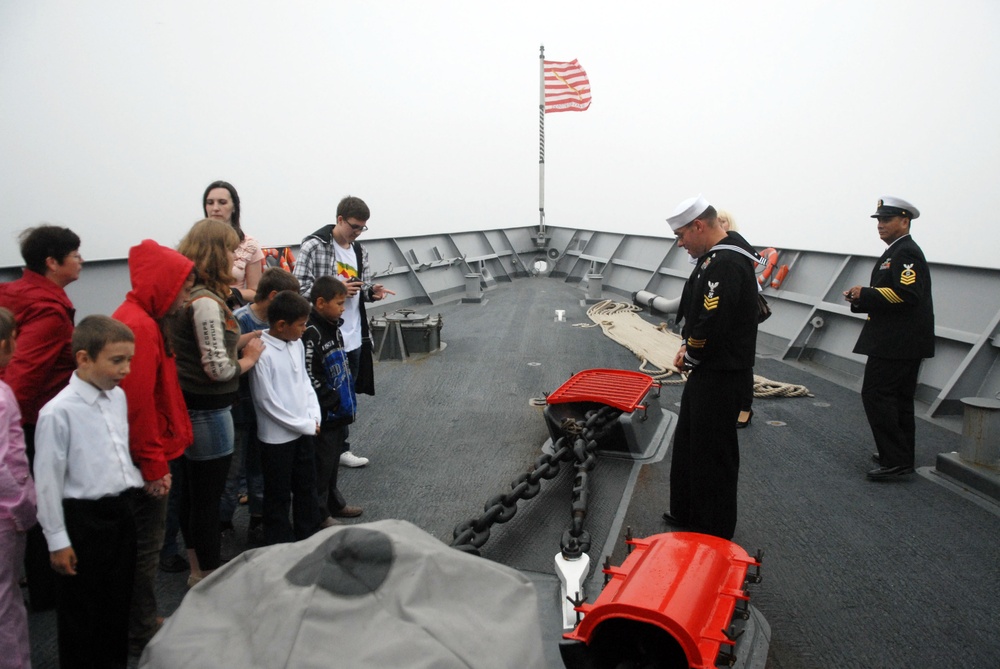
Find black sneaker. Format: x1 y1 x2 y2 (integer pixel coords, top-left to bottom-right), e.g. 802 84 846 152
159 553 189 573
247 518 265 546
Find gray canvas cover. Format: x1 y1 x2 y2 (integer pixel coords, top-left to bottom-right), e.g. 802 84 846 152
140 519 546 668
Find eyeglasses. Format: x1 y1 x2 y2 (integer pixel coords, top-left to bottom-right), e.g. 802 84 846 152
345 221 368 233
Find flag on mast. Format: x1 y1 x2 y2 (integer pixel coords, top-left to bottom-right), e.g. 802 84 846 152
543 59 592 113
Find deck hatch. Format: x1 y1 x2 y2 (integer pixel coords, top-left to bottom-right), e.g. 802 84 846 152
546 368 655 413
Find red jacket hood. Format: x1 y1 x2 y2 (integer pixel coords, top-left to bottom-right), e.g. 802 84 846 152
126 240 195 319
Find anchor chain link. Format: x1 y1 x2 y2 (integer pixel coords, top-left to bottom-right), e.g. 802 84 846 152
450 405 621 556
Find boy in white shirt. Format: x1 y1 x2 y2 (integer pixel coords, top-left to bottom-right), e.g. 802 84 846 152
249 290 322 544
34 315 143 668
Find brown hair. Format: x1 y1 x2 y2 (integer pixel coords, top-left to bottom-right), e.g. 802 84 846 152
254 267 301 303
178 218 240 298
202 180 244 241
72 315 134 360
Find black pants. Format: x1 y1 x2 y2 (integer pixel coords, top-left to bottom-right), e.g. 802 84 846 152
314 424 348 520
862 356 922 468
57 492 137 669
260 436 320 544
176 455 231 570
669 368 747 540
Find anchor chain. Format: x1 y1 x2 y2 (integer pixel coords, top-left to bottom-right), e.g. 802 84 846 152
450 405 621 556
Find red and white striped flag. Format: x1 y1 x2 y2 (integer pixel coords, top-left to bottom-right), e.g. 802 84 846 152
544 59 592 113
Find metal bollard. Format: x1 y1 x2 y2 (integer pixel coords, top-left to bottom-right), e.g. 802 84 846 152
463 273 483 303
586 274 603 301
959 398 1000 468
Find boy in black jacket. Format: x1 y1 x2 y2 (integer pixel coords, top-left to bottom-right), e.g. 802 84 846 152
302 276 362 526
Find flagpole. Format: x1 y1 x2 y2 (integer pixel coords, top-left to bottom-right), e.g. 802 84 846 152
538 44 546 239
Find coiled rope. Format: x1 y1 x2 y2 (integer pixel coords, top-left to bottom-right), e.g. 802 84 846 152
751 374 812 398
579 299 812 397
577 300 685 383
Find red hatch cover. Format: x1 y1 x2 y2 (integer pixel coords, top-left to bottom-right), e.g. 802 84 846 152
546 368 655 413
563 531 760 669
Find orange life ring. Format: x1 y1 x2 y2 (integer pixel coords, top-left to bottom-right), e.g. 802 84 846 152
770 264 789 289
263 247 296 272
757 248 778 286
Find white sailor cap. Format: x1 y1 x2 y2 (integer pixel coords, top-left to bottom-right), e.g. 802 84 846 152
666 195 711 231
871 196 919 220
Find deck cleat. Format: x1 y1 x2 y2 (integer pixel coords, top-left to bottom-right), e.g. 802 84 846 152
554 551 592 630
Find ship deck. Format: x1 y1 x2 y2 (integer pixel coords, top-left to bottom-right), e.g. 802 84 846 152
28 276 1000 668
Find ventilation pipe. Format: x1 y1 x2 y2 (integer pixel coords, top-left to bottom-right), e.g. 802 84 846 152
633 289 681 315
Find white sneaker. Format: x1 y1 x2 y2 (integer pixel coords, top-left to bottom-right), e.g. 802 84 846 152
339 451 369 468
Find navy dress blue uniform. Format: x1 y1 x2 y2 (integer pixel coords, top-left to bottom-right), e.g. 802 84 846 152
670 229 759 540
850 198 934 475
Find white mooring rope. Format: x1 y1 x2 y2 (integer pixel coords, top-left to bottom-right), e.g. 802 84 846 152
751 375 812 398
577 300 685 383
579 299 812 397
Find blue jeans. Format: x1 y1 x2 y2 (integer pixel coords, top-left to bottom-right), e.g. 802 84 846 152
344 347 361 450
221 419 264 522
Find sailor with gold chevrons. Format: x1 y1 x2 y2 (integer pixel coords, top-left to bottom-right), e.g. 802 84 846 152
662 195 759 540
844 196 935 481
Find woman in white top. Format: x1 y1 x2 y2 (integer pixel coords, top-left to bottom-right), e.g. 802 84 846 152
203 181 264 303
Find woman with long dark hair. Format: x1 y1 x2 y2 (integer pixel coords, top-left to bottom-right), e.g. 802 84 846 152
203 180 264 303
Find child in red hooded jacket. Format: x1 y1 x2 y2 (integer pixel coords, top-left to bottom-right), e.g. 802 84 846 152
112 239 196 656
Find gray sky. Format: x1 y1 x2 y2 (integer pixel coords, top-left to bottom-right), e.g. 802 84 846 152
2 0 998 268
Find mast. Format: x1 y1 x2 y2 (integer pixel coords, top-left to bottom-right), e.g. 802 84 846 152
538 44 546 242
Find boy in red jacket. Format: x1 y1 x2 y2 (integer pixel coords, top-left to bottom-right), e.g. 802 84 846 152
112 239 196 655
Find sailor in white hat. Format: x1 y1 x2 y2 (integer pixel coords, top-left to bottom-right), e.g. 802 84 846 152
843 196 935 481
870 196 919 221
666 195 711 233
662 195 759 540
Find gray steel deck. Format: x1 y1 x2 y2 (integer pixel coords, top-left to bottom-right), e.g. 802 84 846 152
26 275 1000 668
